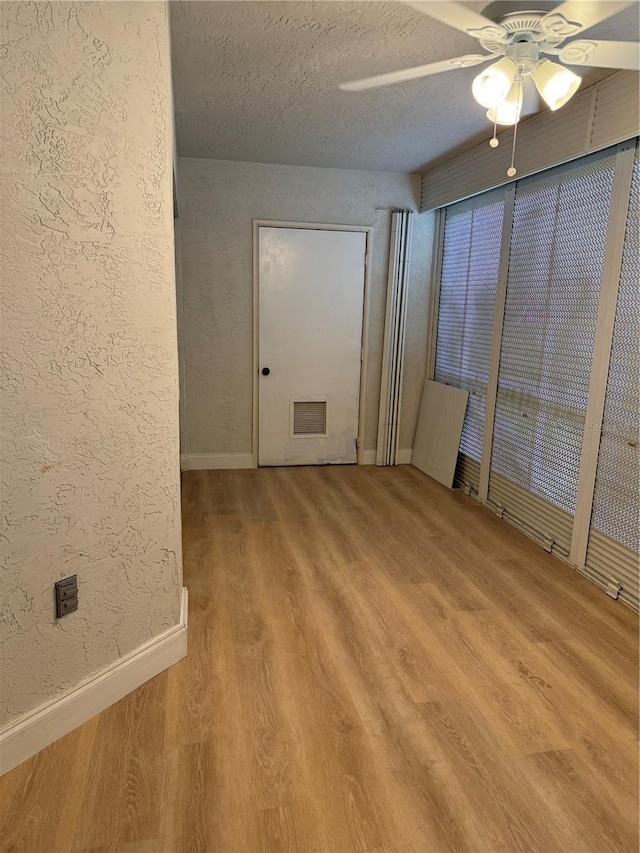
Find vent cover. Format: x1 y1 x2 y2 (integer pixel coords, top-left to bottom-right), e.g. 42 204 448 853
293 401 327 435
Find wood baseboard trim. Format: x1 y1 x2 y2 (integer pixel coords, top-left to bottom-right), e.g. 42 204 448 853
181 453 254 471
0 588 188 776
362 449 413 465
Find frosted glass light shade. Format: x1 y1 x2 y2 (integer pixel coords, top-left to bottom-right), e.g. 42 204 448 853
532 60 581 110
472 57 517 108
486 77 524 126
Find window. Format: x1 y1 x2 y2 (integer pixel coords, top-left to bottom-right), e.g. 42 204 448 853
434 188 504 490
586 145 640 608
489 148 616 552
431 139 639 610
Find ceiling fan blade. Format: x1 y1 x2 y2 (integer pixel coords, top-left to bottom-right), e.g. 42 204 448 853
339 54 495 92
404 2 507 40
557 39 640 70
541 2 636 40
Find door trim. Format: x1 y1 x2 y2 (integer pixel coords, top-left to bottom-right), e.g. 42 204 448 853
252 220 373 468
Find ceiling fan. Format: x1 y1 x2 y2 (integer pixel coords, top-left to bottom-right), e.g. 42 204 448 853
339 1 640 175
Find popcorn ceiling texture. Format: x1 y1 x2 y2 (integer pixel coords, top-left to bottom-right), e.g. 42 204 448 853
178 157 435 456
170 0 491 173
170 1 636 174
0 1 182 726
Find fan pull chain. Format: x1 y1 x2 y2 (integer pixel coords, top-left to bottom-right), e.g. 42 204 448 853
507 121 518 177
489 120 499 148
507 74 523 178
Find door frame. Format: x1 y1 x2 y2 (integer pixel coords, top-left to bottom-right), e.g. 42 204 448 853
252 220 373 468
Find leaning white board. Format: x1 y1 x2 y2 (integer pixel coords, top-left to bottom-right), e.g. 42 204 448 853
412 380 469 488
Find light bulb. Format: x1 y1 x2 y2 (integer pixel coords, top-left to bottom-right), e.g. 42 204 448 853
472 57 517 109
532 59 581 110
486 77 524 126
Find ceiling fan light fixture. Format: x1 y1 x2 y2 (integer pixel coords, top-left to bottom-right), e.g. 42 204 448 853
472 57 517 108
532 59 581 111
486 76 524 126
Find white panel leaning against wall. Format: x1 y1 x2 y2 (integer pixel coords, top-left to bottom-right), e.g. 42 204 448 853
429 138 640 612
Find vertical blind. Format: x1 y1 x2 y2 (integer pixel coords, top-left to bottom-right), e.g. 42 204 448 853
377 211 413 465
432 139 638 610
434 188 505 492
586 145 640 609
488 148 617 554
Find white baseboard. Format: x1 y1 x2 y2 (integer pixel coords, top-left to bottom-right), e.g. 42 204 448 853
181 453 254 471
0 588 188 776
362 449 413 465
181 451 412 470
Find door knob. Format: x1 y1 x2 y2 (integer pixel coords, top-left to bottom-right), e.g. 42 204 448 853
262 367 271 376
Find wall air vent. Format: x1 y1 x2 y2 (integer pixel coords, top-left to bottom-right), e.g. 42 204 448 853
293 401 327 435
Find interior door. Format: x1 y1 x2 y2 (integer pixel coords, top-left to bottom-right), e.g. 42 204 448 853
258 226 366 466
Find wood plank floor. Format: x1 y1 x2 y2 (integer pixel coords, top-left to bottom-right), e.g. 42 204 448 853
1 465 638 852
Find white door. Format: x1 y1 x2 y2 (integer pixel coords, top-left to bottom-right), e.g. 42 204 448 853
258 226 366 466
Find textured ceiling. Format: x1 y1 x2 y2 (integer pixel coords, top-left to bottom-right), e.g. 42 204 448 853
170 1 639 173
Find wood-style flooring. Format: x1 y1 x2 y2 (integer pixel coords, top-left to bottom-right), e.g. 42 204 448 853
1 465 638 852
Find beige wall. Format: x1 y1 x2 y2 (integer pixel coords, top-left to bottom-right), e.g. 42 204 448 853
0 1 182 726
178 157 435 456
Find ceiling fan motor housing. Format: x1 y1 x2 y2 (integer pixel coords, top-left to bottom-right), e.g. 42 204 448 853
482 1 563 25
505 41 540 74
477 13 570 53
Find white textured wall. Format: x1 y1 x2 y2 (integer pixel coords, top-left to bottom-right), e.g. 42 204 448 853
178 157 434 455
0 1 182 727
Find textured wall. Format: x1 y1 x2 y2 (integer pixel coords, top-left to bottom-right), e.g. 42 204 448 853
0 1 182 727
178 157 434 455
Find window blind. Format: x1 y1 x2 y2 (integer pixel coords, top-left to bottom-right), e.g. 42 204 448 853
488 148 617 554
585 144 640 609
434 188 505 492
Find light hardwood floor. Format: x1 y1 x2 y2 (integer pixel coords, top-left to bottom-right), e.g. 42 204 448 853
1 465 638 852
